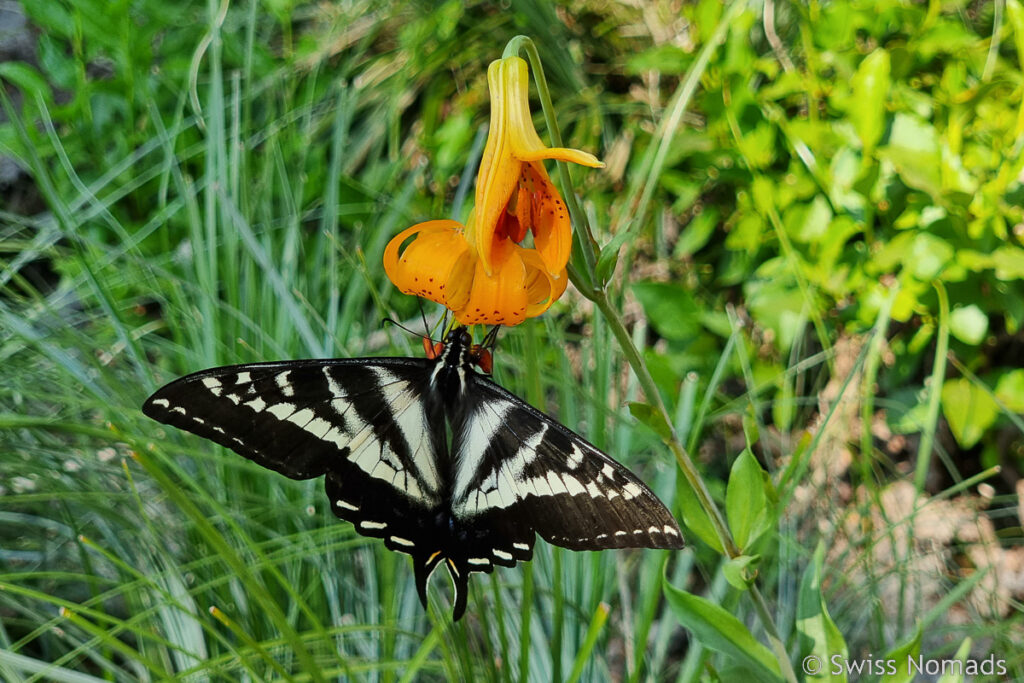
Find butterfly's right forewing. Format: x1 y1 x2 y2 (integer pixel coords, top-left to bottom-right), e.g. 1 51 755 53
142 357 446 527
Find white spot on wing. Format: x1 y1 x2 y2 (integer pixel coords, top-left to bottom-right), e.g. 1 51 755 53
360 520 387 530
622 482 642 499
151 398 169 408
468 558 490 566
492 549 513 561
202 377 221 389
513 542 530 551
171 406 185 415
235 371 251 384
601 463 616 479
276 371 294 397
335 500 358 511
567 444 585 468
562 475 585 496
389 536 414 547
545 471 567 494
268 402 296 420
286 408 316 430
245 396 267 412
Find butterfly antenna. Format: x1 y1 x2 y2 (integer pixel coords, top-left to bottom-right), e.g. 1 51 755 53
482 325 501 351
381 317 422 338
417 304 432 341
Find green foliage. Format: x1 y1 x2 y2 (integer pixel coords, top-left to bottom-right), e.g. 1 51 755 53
663 577 783 683
796 543 848 683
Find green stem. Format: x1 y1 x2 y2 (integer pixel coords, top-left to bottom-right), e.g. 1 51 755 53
915 280 949 492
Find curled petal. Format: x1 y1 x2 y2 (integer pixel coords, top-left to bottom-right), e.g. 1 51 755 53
520 248 569 318
497 56 604 168
383 220 473 309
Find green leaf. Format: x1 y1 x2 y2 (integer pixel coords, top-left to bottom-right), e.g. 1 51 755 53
625 44 693 75
725 450 767 551
851 49 890 156
738 122 776 170
745 274 807 352
663 579 783 682
880 114 942 199
674 208 718 258
941 378 1000 449
785 195 833 244
631 282 701 341
991 246 1024 280
796 542 848 683
880 625 922 683
722 554 761 591
0 62 53 105
937 638 972 683
995 369 1024 413
627 401 672 442
22 1 75 38
675 476 723 554
1009 0 1024 72
909 232 953 281
595 227 634 286
949 305 988 345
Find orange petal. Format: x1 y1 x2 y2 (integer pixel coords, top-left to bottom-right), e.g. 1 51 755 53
521 162 571 275
383 220 473 308
454 249 530 326
520 248 569 318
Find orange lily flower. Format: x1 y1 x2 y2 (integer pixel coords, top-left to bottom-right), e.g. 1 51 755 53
384 56 602 326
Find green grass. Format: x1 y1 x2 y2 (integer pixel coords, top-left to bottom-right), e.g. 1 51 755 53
3 0 1024 680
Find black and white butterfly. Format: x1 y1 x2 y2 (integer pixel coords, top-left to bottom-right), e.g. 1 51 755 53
143 326 683 620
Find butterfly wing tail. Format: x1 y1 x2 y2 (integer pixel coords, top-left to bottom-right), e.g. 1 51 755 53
444 558 471 621
413 551 444 612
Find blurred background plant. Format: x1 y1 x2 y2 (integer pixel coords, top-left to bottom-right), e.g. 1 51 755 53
1 0 1022 680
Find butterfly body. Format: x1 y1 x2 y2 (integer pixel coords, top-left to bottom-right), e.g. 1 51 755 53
144 327 683 619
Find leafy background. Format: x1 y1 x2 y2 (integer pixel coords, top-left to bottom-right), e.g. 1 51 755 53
2 0 1022 680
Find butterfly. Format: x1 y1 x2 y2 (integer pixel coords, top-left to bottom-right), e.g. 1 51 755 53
143 326 683 620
